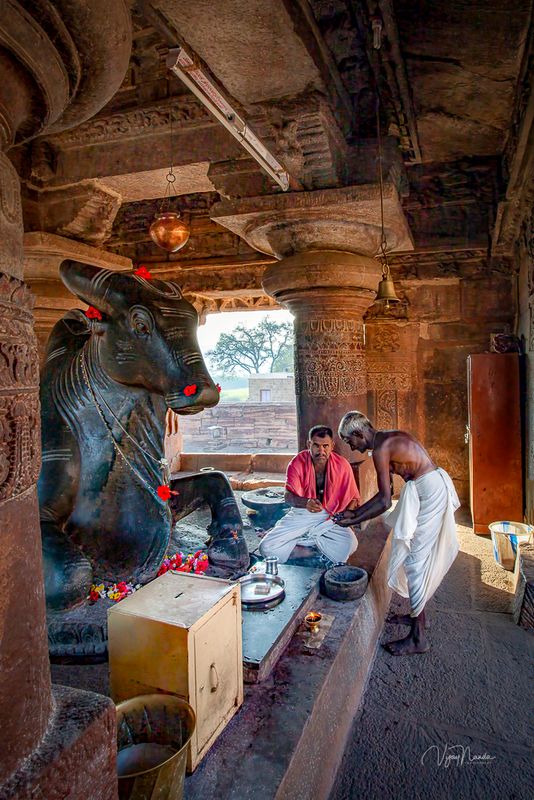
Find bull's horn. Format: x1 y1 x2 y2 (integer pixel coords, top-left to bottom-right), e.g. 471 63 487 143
59 261 116 315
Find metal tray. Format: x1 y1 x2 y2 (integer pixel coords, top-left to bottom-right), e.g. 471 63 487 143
238 573 285 605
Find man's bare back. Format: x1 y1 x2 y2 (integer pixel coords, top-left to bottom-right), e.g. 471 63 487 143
332 427 436 528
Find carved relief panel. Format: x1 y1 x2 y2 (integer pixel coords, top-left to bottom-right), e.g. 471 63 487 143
0 273 41 503
294 317 366 398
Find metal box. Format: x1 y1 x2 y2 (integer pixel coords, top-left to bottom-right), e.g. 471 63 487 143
108 571 243 771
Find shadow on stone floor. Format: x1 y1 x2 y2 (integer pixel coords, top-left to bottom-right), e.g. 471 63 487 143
329 543 534 800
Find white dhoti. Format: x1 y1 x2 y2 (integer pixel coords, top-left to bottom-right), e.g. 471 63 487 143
385 468 460 617
259 508 358 564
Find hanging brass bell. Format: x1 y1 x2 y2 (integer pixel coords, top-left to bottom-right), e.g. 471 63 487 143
375 276 400 304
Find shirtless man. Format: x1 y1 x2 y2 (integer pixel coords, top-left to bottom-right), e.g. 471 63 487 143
333 411 460 655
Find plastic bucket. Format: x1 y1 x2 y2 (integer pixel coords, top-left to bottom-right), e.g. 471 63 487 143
116 694 195 800
488 521 534 571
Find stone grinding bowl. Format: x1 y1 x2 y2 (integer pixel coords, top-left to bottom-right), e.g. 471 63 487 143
323 565 369 602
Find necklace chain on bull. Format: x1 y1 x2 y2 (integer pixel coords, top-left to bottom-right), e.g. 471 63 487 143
80 349 170 499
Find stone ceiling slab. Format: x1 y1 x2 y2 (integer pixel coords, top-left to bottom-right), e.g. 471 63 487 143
394 0 532 161
148 0 324 103
99 163 214 201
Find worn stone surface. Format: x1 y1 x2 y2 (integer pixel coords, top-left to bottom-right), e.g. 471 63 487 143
212 184 414 258
0 685 117 800
330 522 534 800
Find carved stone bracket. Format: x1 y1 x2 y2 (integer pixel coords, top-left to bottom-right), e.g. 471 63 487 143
213 183 414 258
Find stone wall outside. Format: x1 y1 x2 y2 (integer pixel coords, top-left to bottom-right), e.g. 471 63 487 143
181 402 297 453
248 374 295 402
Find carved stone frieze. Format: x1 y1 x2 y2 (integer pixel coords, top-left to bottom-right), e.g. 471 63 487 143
0 272 41 503
294 317 366 398
187 293 279 322
43 96 212 148
366 356 413 391
388 248 513 280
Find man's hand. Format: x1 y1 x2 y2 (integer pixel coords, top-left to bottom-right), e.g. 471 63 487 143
332 510 359 527
306 498 323 513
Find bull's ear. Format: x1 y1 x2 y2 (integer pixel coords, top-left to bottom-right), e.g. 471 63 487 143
59 261 115 315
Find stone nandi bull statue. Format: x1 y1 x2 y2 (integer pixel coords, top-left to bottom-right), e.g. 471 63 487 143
39 262 248 626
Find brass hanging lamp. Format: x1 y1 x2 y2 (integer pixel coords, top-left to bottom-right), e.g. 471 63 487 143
149 107 190 253
373 17 400 310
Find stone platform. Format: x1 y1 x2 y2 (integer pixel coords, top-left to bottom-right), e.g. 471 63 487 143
242 563 323 683
0 685 116 800
184 519 391 800
51 518 391 800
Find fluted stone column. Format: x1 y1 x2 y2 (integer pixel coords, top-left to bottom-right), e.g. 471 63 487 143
212 185 413 498
0 2 130 796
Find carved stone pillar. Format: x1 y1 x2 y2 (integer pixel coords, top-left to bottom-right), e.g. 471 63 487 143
0 2 131 796
364 305 421 438
212 185 413 498
0 150 51 784
263 251 378 449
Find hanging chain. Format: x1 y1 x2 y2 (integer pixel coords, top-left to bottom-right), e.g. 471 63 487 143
80 348 170 498
159 105 177 214
376 95 390 280
373 15 390 281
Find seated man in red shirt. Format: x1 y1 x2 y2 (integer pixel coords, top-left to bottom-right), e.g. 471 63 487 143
259 425 360 564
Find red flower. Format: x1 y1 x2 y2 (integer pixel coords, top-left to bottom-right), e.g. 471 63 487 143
89 588 100 602
157 485 172 501
183 384 197 397
216 383 221 393
85 306 102 321
134 266 152 280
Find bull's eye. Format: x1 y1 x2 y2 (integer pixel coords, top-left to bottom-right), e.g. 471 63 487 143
129 306 153 338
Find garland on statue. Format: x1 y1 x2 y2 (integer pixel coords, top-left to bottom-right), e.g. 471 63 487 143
89 550 209 603
82 264 221 500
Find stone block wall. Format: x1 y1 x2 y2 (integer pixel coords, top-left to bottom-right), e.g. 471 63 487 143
248 374 296 402
181 402 297 452
406 274 516 506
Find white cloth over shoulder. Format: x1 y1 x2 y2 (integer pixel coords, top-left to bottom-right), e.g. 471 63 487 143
259 508 358 564
385 468 460 617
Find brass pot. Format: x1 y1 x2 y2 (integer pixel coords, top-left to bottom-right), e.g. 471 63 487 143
149 211 190 253
116 693 196 800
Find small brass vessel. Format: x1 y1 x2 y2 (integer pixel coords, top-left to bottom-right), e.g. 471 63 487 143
304 611 322 633
149 211 190 253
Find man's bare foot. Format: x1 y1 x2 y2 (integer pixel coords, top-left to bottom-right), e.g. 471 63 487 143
386 613 413 625
386 612 431 629
383 634 430 656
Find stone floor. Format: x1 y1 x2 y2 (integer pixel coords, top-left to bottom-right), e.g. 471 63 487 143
50 510 534 800
329 519 534 800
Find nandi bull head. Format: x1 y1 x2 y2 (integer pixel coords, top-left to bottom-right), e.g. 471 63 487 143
60 261 219 413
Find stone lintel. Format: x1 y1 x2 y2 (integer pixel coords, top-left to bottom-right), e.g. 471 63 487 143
24 232 132 281
212 184 414 258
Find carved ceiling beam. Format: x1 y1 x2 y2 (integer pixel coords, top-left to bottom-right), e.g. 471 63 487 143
389 247 514 281
360 0 421 163
492 17 534 257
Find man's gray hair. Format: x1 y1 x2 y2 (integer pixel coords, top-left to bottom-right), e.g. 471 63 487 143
338 411 375 438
